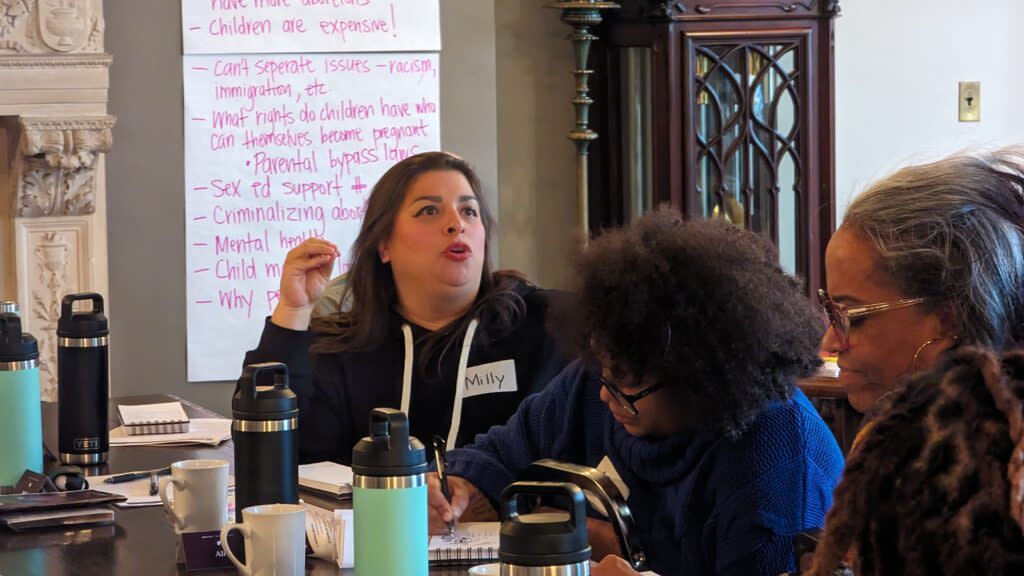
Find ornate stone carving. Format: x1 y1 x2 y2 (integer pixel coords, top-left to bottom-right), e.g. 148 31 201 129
19 160 58 215
0 0 36 49
39 0 90 52
83 5 100 51
17 115 115 217
31 230 71 400
0 53 111 68
20 116 114 167
0 0 102 54
2 0 108 405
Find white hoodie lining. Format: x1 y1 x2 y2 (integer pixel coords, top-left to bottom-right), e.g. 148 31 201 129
447 318 478 451
399 318 479 451
400 323 414 415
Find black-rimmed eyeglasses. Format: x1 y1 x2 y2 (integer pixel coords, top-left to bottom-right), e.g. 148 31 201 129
600 376 665 416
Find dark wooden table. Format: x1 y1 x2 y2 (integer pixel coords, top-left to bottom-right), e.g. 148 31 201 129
0 395 470 576
797 376 863 455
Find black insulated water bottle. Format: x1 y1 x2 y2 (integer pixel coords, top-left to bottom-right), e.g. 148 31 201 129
57 292 109 465
232 362 298 522
498 481 592 576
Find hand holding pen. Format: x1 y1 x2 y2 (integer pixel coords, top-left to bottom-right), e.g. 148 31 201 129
426 437 494 535
432 435 456 538
427 472 490 535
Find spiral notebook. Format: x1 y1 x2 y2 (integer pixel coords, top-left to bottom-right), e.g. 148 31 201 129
116 401 191 435
427 522 500 565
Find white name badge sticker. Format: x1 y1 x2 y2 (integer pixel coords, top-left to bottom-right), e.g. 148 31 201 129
586 456 631 517
462 360 518 399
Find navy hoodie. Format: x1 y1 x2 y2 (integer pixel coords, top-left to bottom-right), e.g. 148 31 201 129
241 281 571 465
446 360 845 575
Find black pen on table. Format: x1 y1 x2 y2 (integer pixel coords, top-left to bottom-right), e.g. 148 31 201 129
432 435 456 538
103 466 171 484
149 474 160 496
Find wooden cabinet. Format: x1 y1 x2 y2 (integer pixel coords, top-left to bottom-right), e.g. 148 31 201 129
589 0 840 294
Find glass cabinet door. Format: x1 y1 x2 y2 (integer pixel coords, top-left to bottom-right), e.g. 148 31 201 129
693 41 803 274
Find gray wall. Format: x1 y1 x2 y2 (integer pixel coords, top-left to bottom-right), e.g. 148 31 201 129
105 1 565 414
494 2 576 289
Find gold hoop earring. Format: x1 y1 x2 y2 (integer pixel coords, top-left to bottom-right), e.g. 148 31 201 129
912 335 958 371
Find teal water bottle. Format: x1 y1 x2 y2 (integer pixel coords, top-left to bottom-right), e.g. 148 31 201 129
351 408 428 576
0 313 42 486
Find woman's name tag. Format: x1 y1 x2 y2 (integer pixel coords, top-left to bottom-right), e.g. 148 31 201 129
462 360 517 398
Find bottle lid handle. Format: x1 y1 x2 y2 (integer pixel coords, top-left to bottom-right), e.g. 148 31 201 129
236 362 290 399
368 408 411 451
501 481 586 531
0 313 22 343
60 292 104 319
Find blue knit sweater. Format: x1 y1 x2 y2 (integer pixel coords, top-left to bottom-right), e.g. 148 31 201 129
445 360 844 576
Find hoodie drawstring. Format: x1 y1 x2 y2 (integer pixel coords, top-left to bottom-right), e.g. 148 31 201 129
400 324 414 415
447 318 478 451
398 318 479 451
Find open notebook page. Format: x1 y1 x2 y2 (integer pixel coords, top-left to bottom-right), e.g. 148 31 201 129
428 522 500 565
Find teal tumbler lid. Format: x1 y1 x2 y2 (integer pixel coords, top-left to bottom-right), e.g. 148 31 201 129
0 313 38 362
352 408 426 477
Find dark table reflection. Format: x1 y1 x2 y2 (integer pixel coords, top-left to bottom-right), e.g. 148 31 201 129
0 395 474 576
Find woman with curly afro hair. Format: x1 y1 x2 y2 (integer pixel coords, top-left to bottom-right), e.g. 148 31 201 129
808 347 1024 576
426 209 845 575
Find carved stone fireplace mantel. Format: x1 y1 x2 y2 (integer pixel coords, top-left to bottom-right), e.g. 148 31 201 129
0 0 112 401
18 115 114 217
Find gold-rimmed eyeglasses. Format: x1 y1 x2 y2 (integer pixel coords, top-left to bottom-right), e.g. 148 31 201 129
817 288 929 349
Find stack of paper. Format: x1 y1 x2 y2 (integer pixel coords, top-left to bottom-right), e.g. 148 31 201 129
298 461 353 499
109 418 231 447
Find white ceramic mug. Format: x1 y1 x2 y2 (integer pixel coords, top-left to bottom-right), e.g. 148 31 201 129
220 503 306 576
159 458 229 534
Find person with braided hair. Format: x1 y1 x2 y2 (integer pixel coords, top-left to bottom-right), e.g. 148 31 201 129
819 147 1024 421
807 346 1024 575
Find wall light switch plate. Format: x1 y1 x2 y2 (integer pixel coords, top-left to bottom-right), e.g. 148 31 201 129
959 81 980 122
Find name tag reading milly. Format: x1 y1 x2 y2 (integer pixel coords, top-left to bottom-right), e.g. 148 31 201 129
463 359 518 399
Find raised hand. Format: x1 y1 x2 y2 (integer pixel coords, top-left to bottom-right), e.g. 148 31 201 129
270 238 340 330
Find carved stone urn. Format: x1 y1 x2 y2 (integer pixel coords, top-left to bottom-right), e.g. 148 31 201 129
46 5 83 48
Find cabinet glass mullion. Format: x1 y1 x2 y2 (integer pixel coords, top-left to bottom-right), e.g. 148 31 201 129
693 39 801 274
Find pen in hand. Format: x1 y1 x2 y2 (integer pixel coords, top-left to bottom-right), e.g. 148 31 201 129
432 435 456 538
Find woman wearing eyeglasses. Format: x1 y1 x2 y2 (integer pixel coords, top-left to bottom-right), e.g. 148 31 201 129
818 147 1024 419
427 210 844 576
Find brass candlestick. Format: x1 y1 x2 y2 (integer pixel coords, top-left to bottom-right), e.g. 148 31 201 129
548 0 620 237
